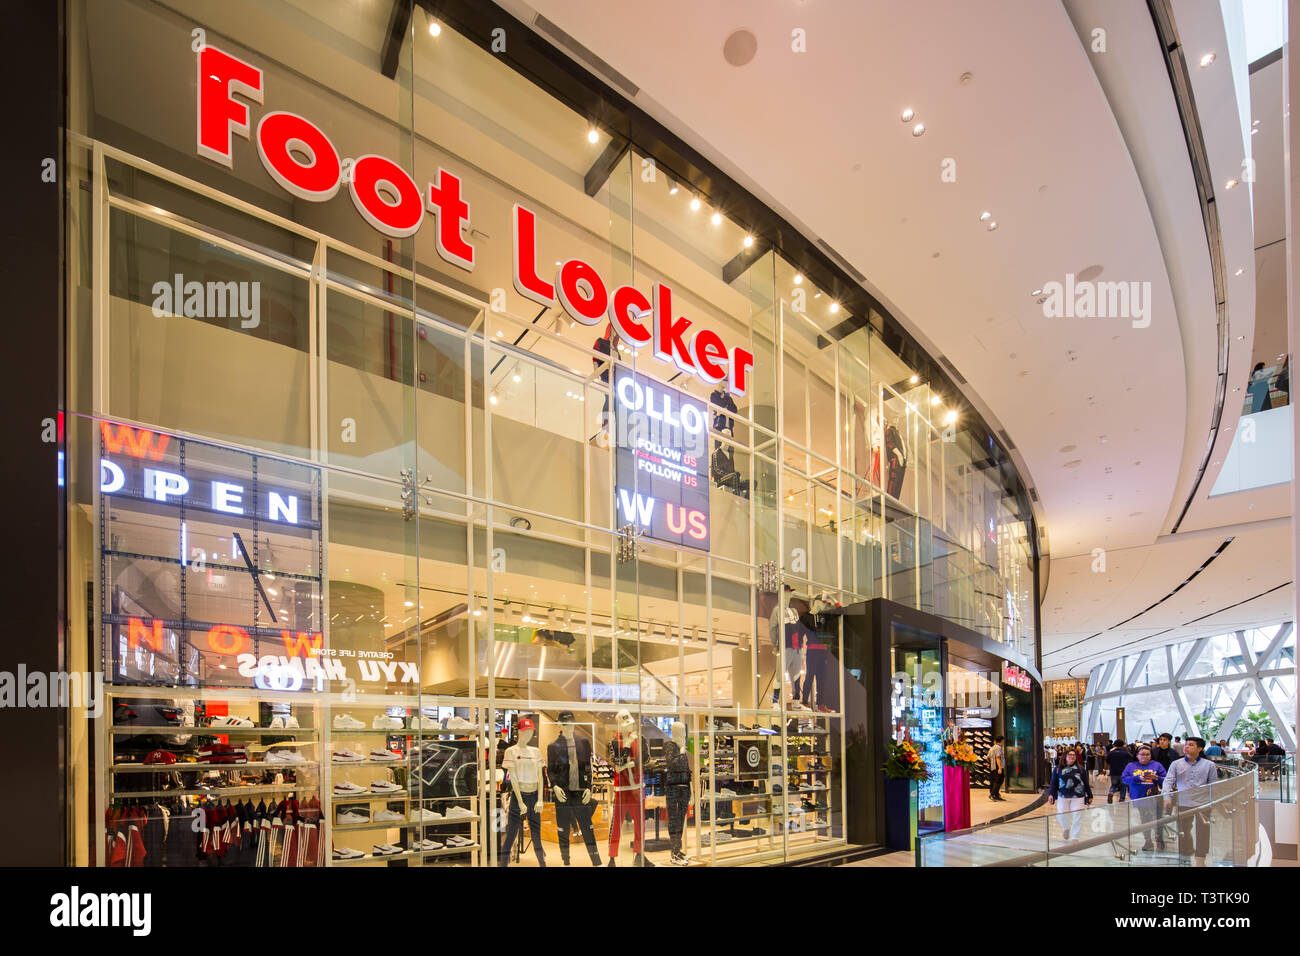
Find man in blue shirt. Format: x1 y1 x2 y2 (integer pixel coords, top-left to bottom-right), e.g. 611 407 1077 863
1203 740 1223 757
1121 745 1166 852
1163 737 1219 865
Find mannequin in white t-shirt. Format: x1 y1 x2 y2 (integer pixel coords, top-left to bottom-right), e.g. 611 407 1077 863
499 718 546 866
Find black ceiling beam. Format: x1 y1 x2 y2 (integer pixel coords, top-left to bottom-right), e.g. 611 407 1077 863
583 136 630 197
721 239 772 285
380 0 414 79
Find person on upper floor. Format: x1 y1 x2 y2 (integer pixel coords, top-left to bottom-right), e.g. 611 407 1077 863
1203 740 1223 757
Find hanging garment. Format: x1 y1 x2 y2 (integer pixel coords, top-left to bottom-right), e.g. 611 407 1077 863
884 422 908 498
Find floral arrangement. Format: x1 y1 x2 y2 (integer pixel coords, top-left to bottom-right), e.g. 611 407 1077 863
942 738 980 769
882 739 930 780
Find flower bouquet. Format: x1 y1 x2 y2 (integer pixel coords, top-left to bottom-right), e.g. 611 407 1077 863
882 739 930 781
942 738 980 769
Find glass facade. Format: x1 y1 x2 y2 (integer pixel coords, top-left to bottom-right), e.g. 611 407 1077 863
1080 625 1296 750
63 0 1039 866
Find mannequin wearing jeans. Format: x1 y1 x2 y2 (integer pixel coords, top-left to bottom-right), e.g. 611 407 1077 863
607 709 652 866
548 711 601 866
500 719 546 866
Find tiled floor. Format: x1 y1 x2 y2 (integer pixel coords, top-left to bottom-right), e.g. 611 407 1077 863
847 787 1044 867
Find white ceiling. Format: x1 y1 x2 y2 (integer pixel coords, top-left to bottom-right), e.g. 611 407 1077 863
515 0 1290 677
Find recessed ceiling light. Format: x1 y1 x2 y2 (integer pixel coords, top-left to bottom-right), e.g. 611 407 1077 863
978 211 991 222
1232 386 1240 392
743 235 754 248
1234 268 1244 276
912 122 926 137
512 373 521 383
1225 178 1238 189
909 374 919 385
793 274 803 284
587 128 599 144
489 394 498 405
1252 119 1261 127
1199 52 1215 68
1251 128 1259 135
986 221 998 231
690 196 701 211
1031 289 1042 296
711 211 722 226
901 108 915 122
931 395 942 406
428 20 441 36
1236 335 1245 341
813 292 821 299
942 410 958 426
829 302 840 313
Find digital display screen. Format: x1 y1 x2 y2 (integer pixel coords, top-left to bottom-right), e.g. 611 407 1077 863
612 370 710 550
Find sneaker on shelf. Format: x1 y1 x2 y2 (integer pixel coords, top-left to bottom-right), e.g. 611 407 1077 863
408 716 439 731
441 716 474 730
770 763 784 776
715 721 736 732
369 780 404 795
333 782 369 797
374 809 406 823
332 847 366 860
210 715 253 727
717 787 738 797
266 749 306 765
372 715 404 730
332 749 365 763
410 808 444 822
336 810 369 825
333 714 365 730
372 843 404 856
269 716 285 730
284 715 300 729
369 749 400 762
771 783 784 794
443 805 476 819
416 838 444 851
444 835 473 848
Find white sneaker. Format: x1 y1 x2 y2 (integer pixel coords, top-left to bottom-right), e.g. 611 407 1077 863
332 749 364 763
716 721 736 731
444 835 473 847
266 749 306 765
210 715 253 727
333 782 368 797
269 716 285 730
443 716 475 730
416 838 444 851
372 843 403 856
443 805 476 819
372 715 404 730
333 714 365 730
336 810 369 825
410 808 443 822
408 716 439 731
717 787 738 797
374 809 406 823
332 847 365 860
369 780 404 795
285 715 300 729
369 749 400 761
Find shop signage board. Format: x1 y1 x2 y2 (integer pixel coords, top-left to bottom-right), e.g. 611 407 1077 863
612 370 710 550
1002 661 1033 692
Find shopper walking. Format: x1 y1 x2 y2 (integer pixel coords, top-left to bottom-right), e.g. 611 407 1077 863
1048 749 1092 842
988 735 1005 801
1151 734 1178 770
1121 745 1167 852
1105 740 1131 804
1162 737 1218 866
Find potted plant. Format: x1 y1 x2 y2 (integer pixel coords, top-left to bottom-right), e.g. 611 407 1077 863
882 739 929 850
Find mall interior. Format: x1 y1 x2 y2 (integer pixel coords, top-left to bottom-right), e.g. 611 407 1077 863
1 0 1297 872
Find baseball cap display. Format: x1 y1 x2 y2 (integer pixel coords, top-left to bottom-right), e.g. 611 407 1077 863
518 718 535 731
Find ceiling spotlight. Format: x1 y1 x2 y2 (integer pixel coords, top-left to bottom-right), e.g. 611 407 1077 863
1253 119 1261 127
1236 335 1245 340
711 211 722 226
978 211 991 222
986 221 998 231
931 395 942 406
1234 268 1244 276
793 274 803 284
1031 289 1042 296
690 196 701 211
587 128 599 144
829 301 840 313
942 409 958 426
668 181 679 195
489 394 498 405
912 123 926 137
1199 52 1215 68
429 20 441 36
909 374 919 385
743 235 754 248
1225 178 1238 189
901 107 915 122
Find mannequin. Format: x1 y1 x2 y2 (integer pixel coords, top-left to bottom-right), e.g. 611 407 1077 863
664 720 694 865
499 718 546 866
547 710 602 866
607 709 652 867
868 406 884 487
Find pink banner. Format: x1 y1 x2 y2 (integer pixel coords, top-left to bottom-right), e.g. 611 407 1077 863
943 765 971 831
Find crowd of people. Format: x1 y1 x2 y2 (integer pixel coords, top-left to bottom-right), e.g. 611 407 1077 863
1039 732 1283 864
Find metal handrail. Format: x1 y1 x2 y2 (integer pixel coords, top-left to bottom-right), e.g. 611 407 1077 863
920 760 1259 866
